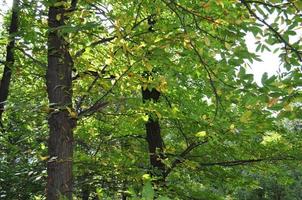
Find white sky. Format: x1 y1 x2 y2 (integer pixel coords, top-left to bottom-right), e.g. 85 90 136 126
0 0 291 84
245 32 282 83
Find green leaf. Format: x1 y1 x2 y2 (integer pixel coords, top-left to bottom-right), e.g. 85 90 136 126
261 72 268 85
142 181 154 200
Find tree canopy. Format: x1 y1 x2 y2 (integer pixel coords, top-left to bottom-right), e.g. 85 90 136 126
0 0 301 199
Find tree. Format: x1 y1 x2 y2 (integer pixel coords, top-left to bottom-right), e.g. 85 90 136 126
46 0 77 199
0 0 301 199
0 0 20 123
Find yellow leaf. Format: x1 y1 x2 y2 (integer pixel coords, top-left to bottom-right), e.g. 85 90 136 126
40 155 50 161
127 72 134 77
240 110 252 123
235 19 242 25
284 103 293 111
225 42 231 50
201 2 210 10
142 114 149 122
155 110 162 119
172 106 179 114
261 132 282 145
156 76 168 92
105 57 113 65
56 14 61 21
195 131 207 138
70 111 78 119
185 160 198 169
204 37 210 46
142 174 151 181
66 107 77 119
230 124 235 130
267 97 278 107
183 37 191 49
216 0 224 8
99 80 111 90
41 106 51 113
144 61 153 72
142 84 148 91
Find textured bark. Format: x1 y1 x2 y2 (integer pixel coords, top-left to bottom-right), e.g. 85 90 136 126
46 1 75 199
0 0 20 122
142 88 165 175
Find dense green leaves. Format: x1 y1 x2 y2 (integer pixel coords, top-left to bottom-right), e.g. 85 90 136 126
0 0 301 199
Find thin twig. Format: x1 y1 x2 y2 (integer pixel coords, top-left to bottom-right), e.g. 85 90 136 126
16 47 47 68
74 36 116 58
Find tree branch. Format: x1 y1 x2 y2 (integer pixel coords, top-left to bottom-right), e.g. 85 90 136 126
199 156 296 168
78 55 136 118
16 47 47 68
74 36 116 58
241 0 302 62
75 75 99 112
163 140 208 178
243 0 287 10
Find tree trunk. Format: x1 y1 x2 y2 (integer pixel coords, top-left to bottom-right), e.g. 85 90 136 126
0 0 20 122
46 1 75 199
142 87 165 176
82 186 90 200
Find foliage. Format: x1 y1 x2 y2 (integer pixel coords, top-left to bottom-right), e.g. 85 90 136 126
0 0 301 199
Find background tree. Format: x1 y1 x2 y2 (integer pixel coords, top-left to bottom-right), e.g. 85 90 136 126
0 0 19 122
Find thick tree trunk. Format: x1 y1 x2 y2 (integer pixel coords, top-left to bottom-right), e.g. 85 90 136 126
142 88 165 176
46 1 75 199
0 0 20 122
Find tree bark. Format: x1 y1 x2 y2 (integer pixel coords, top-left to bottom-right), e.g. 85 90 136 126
46 1 75 199
0 0 20 122
142 87 165 176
